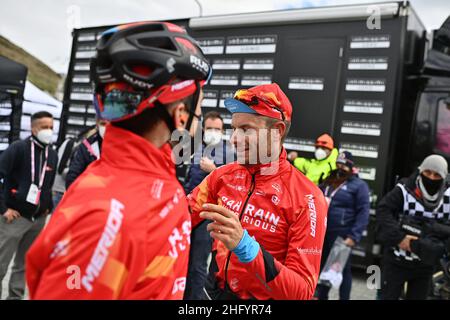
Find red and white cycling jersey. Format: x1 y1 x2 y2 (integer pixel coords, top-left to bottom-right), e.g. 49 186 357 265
188 149 328 300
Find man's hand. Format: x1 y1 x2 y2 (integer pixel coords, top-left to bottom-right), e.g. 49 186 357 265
287 151 298 162
200 203 243 250
398 235 418 252
3 208 21 223
200 157 216 173
343 237 355 247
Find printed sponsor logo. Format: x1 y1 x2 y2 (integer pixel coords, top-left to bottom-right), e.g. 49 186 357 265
166 57 176 73
151 179 164 200
234 172 246 180
230 278 239 290
82 199 124 292
225 183 246 192
50 238 70 259
221 195 281 233
171 79 194 92
271 183 281 193
221 195 243 213
305 194 317 238
402 224 422 236
297 247 322 256
271 195 280 206
255 190 266 196
190 55 210 74
168 220 191 258
172 277 186 295
123 74 153 89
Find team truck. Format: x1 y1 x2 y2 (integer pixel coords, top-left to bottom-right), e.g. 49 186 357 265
59 1 450 268
0 56 27 152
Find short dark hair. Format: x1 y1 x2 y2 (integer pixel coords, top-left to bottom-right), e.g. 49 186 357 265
31 111 53 122
204 111 223 124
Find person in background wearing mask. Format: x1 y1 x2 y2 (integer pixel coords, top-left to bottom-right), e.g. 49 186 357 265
184 111 235 300
52 126 99 210
65 118 109 189
287 133 339 185
376 155 450 300
316 151 370 300
0 111 57 299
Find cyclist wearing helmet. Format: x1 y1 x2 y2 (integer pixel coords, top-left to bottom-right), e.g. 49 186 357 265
25 21 211 299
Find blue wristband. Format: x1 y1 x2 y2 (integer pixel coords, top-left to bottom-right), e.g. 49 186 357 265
232 229 260 263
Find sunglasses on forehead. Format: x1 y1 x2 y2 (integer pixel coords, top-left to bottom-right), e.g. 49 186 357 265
233 89 286 121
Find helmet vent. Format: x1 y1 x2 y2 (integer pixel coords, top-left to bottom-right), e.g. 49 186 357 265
137 37 177 52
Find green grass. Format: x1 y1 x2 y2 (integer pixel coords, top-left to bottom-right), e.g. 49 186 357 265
0 35 62 96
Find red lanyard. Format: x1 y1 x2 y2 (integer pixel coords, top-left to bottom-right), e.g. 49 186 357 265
31 139 49 189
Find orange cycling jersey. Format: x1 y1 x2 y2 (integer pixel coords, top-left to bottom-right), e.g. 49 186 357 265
26 125 191 299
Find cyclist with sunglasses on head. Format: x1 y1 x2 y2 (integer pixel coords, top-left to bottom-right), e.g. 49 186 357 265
188 83 328 300
26 21 211 299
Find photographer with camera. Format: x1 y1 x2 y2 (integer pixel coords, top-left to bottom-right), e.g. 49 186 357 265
376 155 450 300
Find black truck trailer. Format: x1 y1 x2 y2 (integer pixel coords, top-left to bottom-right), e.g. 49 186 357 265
59 1 450 268
0 56 27 153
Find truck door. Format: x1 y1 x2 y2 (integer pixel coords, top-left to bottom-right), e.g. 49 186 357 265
435 97 450 157
276 38 344 140
411 91 450 167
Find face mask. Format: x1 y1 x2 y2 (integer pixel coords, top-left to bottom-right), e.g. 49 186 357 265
98 125 106 139
315 148 328 161
337 168 351 179
37 129 53 145
204 130 222 145
420 173 444 196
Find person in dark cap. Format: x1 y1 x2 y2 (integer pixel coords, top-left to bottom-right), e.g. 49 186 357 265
316 151 370 300
376 154 450 300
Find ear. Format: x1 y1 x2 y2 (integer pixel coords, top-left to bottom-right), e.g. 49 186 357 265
170 101 188 129
30 121 38 136
272 121 286 140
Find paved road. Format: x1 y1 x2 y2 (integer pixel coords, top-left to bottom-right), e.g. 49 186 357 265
328 269 378 300
2 264 377 300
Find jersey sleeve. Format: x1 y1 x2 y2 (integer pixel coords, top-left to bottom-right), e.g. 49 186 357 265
186 170 218 229
237 193 328 300
26 204 136 299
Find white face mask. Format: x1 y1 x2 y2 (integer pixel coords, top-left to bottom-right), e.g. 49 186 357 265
315 148 328 161
203 129 222 145
98 125 106 139
37 129 53 145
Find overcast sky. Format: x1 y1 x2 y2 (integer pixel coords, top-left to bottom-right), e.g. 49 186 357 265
1 0 449 74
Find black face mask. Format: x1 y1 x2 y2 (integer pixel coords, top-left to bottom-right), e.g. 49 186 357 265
336 168 351 179
420 174 444 195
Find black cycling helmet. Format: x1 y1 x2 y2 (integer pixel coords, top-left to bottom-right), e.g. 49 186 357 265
91 21 211 126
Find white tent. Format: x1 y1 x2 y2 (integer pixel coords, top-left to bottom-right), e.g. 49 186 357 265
20 81 62 142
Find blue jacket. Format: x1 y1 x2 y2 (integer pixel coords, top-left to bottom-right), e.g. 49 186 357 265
184 141 235 194
320 174 370 242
